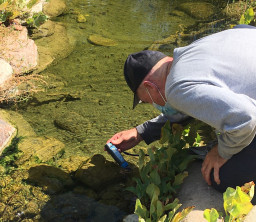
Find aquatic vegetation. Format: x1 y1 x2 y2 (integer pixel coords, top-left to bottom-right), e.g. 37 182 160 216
127 121 197 221
204 182 255 222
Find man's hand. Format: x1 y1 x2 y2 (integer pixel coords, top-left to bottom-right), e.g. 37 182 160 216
106 128 143 152
201 145 228 186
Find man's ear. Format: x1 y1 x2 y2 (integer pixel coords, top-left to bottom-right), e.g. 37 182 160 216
143 81 154 89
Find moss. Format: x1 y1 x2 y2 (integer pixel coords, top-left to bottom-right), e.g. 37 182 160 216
0 136 23 174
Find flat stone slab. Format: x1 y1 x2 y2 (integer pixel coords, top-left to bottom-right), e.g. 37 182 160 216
0 118 16 154
177 160 224 221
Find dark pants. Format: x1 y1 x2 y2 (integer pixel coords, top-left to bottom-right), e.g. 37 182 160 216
210 136 256 203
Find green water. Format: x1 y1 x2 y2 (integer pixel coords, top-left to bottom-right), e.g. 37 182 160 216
18 0 200 160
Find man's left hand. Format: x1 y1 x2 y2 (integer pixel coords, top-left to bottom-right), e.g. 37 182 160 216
201 145 228 185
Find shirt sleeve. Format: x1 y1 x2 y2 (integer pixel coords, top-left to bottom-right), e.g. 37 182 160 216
136 114 168 144
167 83 256 159
136 113 192 145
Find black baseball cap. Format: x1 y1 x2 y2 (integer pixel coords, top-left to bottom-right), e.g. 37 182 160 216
124 50 167 109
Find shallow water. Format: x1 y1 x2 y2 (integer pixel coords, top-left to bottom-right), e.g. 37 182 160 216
16 0 200 161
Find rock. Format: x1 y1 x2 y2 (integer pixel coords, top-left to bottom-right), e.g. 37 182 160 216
75 154 125 191
0 118 16 155
222 1 247 20
43 0 67 17
58 155 90 173
54 111 91 142
123 214 138 222
0 25 38 75
35 21 76 73
18 136 65 162
27 164 74 194
176 2 216 20
30 20 55 40
76 14 86 23
177 161 224 222
244 205 256 222
88 34 117 46
0 59 13 86
25 0 47 14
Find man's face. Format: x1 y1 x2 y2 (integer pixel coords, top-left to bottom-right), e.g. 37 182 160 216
136 57 173 106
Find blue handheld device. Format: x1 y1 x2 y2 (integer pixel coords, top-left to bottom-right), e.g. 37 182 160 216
105 142 129 169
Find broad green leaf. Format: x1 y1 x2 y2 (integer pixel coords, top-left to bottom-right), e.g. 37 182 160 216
138 218 146 222
241 182 255 200
146 183 160 199
150 201 156 215
173 171 188 186
158 214 167 222
156 200 164 219
223 186 253 218
171 206 195 222
167 203 182 221
166 147 177 160
203 208 219 222
147 148 155 162
178 155 195 172
164 198 179 211
149 169 161 185
160 121 172 144
135 199 148 219
138 149 146 170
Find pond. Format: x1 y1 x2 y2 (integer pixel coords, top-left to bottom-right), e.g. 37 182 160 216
17 0 213 159
3 0 231 221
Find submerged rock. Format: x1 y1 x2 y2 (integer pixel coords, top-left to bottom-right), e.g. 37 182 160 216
18 136 65 162
88 34 117 46
27 165 74 194
54 111 91 141
75 154 125 191
0 59 13 86
35 21 76 73
76 14 87 23
176 2 216 20
43 0 67 17
30 20 55 40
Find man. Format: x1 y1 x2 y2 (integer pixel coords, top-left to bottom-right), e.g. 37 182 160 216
107 25 256 193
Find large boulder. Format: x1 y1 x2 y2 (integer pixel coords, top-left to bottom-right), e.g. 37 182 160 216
75 154 125 191
35 21 76 73
18 136 65 162
0 25 38 75
0 117 16 155
176 2 216 20
0 59 13 86
26 165 74 194
43 0 67 17
88 34 117 46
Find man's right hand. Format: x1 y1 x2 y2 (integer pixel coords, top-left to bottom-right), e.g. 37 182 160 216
106 128 143 152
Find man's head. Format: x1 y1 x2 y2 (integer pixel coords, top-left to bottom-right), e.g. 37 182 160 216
124 50 172 108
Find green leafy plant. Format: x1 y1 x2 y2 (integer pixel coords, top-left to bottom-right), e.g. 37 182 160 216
0 0 47 27
204 182 255 222
0 1 20 24
26 12 47 27
239 7 255 24
128 121 197 221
